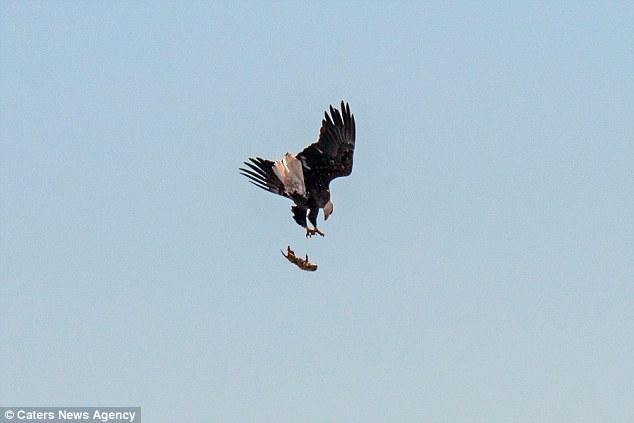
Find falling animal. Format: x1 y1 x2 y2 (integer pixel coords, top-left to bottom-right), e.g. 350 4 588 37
281 246 318 272
240 101 356 237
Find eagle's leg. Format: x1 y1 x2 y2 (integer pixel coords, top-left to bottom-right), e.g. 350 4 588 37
305 207 325 238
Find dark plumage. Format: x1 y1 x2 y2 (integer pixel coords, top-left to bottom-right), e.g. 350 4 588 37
240 101 356 237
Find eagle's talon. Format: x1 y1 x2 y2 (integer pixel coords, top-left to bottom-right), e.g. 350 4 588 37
305 227 325 238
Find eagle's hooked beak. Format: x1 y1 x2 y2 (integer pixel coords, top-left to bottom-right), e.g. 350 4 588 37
323 200 333 221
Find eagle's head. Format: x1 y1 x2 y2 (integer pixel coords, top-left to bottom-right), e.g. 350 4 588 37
324 200 333 221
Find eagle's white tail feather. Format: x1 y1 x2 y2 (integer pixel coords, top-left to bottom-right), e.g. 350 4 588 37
273 153 306 197
273 154 305 196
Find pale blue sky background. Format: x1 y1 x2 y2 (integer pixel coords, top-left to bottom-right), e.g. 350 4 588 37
1 2 633 422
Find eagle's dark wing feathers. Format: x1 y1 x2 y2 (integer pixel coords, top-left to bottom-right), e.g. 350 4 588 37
239 157 287 197
297 101 355 187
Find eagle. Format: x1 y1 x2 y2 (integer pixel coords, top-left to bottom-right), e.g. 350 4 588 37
240 101 356 238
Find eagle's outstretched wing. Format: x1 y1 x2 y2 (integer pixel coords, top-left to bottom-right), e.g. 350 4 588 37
297 101 356 188
240 158 310 227
239 157 288 197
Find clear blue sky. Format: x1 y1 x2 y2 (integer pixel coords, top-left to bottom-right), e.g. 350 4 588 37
1 2 633 422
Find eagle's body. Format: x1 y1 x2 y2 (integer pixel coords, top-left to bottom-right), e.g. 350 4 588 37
240 101 356 237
